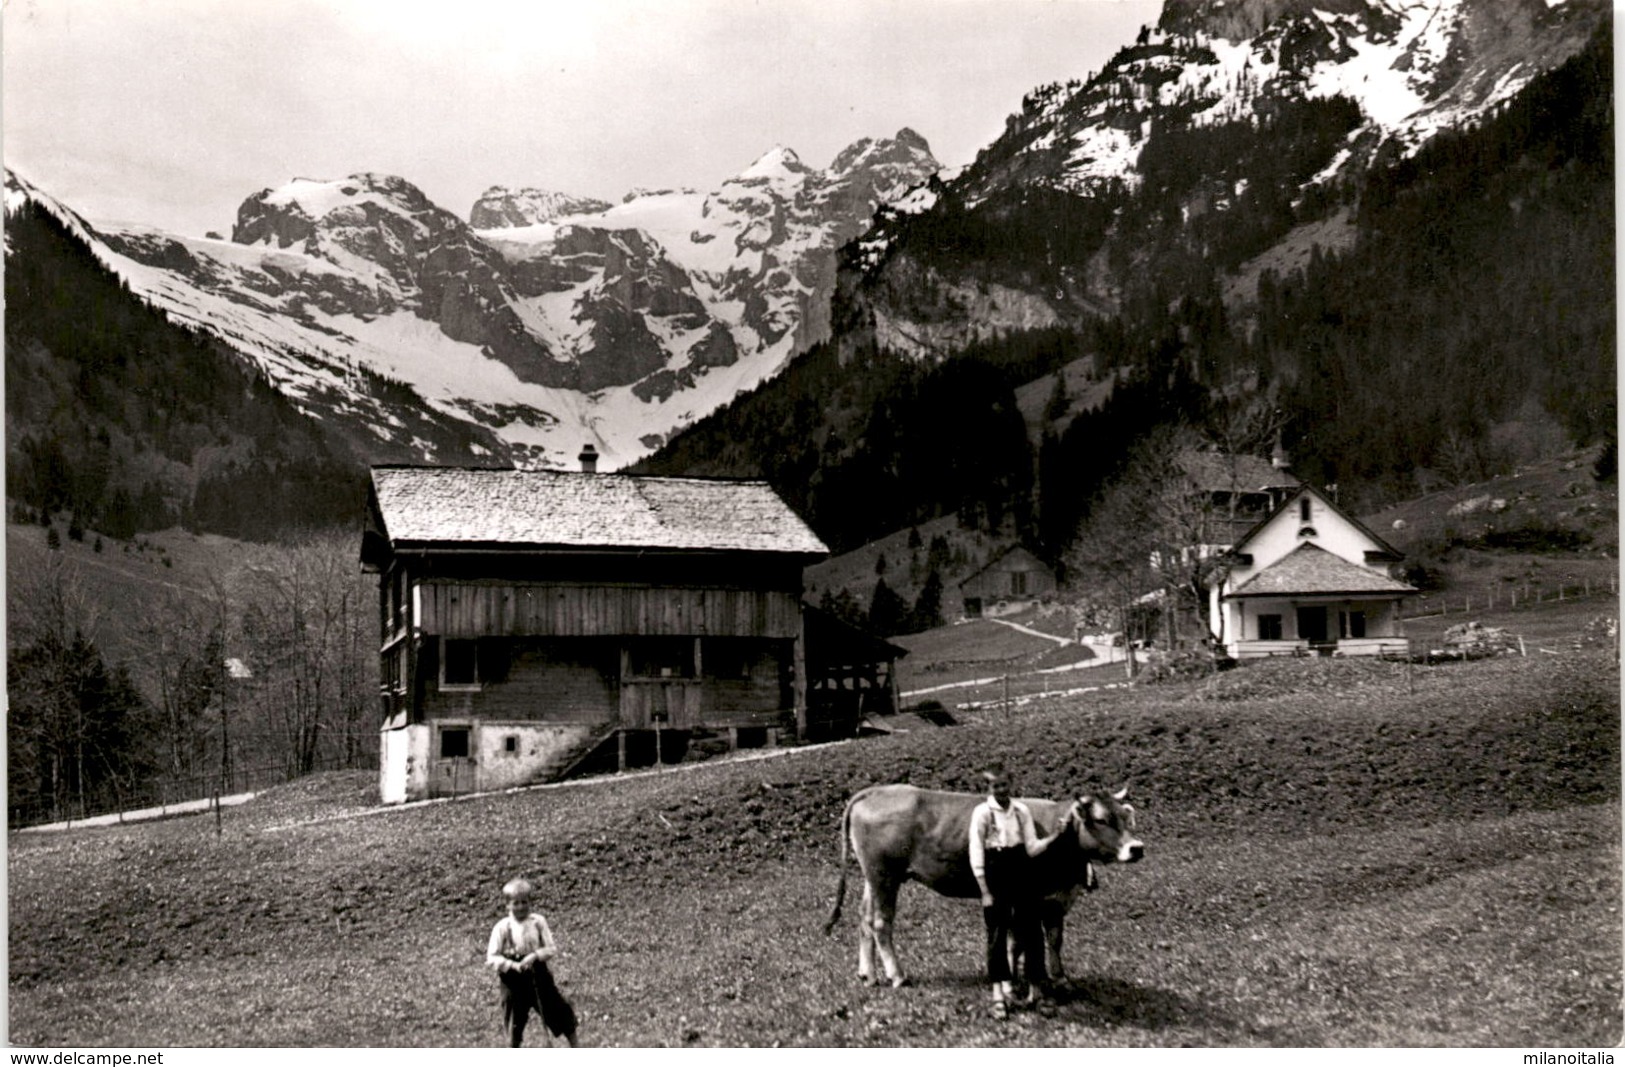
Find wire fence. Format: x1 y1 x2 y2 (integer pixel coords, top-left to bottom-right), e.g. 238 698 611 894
1404 574 1617 619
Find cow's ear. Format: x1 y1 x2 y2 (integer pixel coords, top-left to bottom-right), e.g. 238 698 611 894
1076 794 1093 820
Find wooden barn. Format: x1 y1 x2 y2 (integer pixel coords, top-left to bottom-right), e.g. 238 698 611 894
360 459 830 803
957 545 1056 618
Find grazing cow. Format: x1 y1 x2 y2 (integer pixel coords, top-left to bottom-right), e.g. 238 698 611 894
823 784 1143 989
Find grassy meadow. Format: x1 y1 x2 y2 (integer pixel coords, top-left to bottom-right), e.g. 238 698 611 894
9 646 1620 1047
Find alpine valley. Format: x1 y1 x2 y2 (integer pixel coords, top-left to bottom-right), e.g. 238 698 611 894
637 0 1614 556
5 0 1614 550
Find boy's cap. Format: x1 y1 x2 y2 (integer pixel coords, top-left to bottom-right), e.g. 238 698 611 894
502 878 535 900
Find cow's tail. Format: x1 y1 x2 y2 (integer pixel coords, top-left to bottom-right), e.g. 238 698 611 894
823 789 863 936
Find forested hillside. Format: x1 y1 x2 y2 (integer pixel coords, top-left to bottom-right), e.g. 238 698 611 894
1266 26 1615 501
633 324 1157 554
5 199 369 540
639 23 1614 556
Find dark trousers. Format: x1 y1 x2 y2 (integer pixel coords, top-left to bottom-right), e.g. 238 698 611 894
982 846 1045 986
499 962 577 1047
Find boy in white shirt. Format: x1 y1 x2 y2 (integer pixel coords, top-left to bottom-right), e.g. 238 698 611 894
968 769 1061 1018
487 877 579 1047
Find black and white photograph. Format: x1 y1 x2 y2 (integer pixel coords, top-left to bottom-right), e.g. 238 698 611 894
4 0 1618 1051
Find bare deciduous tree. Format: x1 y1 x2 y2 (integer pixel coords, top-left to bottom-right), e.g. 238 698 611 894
233 531 373 777
1064 425 1232 657
131 577 231 782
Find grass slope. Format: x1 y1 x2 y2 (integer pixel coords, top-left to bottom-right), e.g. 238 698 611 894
9 652 1620 1047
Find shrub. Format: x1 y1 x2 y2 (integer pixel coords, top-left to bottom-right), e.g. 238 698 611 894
1401 557 1448 591
1136 646 1220 684
1480 516 1592 552
1595 436 1617 482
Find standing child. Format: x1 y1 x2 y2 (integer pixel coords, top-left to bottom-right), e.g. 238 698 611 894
968 769 1062 1019
487 877 579 1047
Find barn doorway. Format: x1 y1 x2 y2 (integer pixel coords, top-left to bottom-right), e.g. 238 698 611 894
431 724 476 797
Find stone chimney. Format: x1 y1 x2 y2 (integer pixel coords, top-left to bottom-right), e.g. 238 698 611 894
578 444 599 474
1270 432 1291 471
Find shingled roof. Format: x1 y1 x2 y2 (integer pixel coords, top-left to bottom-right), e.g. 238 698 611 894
368 466 829 556
1177 451 1299 493
1226 542 1416 599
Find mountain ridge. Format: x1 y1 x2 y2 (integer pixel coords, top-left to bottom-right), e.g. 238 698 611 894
8 129 940 472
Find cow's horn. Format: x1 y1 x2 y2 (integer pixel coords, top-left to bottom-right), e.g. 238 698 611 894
1111 786 1130 802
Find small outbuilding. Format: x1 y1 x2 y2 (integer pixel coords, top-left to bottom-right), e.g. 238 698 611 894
957 545 1056 618
802 607 909 742
361 459 829 803
1205 485 1416 658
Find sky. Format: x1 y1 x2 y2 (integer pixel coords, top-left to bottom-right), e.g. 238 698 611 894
3 0 1161 237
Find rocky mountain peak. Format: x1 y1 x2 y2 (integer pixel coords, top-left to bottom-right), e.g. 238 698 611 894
952 0 1605 208
1158 0 1380 43
828 128 939 179
469 186 615 229
231 172 462 257
737 145 810 182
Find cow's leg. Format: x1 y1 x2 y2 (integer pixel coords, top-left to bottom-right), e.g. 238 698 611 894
857 881 877 985
1039 899 1069 988
871 882 908 988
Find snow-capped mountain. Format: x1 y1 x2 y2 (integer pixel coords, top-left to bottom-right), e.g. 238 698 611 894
7 170 517 466
11 130 937 470
962 0 1602 202
844 0 1605 359
470 130 941 388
